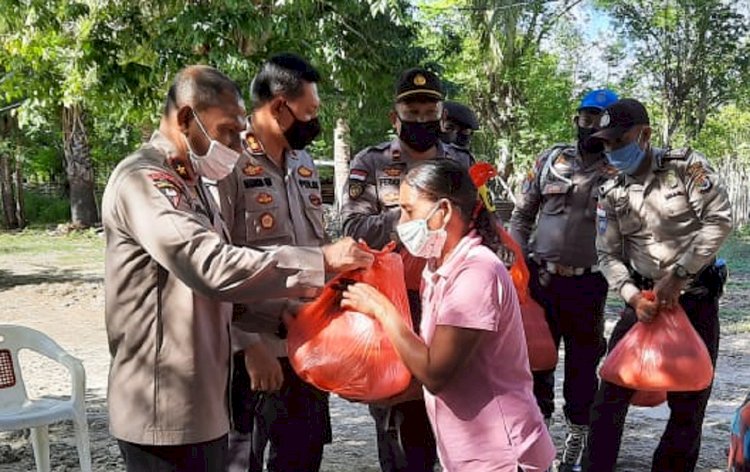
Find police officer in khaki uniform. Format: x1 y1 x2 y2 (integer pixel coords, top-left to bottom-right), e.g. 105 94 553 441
510 89 619 471
584 99 733 471
217 54 332 472
341 68 472 472
102 65 372 472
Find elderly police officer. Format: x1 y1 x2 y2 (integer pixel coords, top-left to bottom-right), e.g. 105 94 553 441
217 53 331 472
440 101 479 149
510 89 618 471
102 65 372 472
341 68 473 472
584 98 732 471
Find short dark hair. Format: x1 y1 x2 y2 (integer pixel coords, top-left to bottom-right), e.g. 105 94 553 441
250 53 320 109
164 65 242 115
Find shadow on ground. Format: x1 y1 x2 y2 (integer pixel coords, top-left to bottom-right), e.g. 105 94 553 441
0 268 102 292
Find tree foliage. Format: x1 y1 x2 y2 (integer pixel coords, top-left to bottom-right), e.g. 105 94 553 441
596 0 750 145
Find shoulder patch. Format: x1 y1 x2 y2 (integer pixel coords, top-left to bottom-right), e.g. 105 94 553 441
686 162 712 193
349 182 364 199
149 171 185 208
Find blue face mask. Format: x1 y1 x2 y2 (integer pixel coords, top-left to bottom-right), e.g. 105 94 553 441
605 131 647 175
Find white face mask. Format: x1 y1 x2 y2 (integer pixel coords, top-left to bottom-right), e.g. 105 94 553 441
184 110 241 181
396 201 448 259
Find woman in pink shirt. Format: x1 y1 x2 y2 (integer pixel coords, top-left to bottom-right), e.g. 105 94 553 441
342 159 555 471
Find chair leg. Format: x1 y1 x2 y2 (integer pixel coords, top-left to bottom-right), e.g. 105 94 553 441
73 416 93 472
29 425 50 472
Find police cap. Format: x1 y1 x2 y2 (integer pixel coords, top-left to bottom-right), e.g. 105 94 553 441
395 68 444 102
444 101 479 130
592 98 650 141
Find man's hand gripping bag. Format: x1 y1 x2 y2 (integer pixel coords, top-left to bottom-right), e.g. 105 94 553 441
600 291 714 395
286 243 413 401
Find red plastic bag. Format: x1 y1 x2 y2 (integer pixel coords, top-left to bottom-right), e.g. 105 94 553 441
520 297 558 371
631 390 667 407
469 162 554 371
600 291 714 392
286 243 413 401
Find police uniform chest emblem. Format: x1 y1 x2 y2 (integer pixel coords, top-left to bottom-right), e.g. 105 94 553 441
382 192 399 205
383 167 403 177
256 192 273 205
298 166 313 178
413 74 426 86
309 194 322 207
260 212 275 229
243 164 264 177
600 111 611 128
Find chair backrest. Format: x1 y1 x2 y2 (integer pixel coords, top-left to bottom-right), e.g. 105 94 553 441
0 325 69 412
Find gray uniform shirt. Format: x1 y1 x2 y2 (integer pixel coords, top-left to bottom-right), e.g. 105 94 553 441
596 147 733 303
341 138 474 249
217 135 327 357
510 144 616 267
102 132 325 446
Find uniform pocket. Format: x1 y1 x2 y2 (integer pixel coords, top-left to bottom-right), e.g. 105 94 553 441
540 182 570 215
615 206 642 235
304 205 326 240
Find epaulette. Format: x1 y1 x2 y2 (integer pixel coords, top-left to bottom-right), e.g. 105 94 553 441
663 147 692 160
353 141 390 160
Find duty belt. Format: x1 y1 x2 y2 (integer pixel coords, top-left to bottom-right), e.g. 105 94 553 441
538 258 600 277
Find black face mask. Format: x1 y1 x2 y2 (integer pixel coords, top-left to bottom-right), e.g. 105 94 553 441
440 129 472 149
282 103 321 150
577 126 604 154
399 119 441 152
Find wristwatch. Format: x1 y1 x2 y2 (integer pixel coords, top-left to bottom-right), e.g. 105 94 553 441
673 264 691 280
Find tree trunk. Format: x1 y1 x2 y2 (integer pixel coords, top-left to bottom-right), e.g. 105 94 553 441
0 113 18 229
14 150 25 228
0 153 17 229
333 118 351 211
62 105 99 227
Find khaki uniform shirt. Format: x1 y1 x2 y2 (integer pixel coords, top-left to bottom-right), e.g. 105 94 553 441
596 147 733 303
340 139 473 290
510 144 616 267
217 133 327 357
102 132 324 446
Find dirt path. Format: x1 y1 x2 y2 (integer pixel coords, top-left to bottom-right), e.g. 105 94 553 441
0 235 747 471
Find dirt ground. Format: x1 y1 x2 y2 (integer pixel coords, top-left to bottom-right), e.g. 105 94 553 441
0 229 748 471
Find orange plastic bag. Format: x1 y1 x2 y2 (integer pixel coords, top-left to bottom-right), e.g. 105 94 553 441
631 390 667 407
469 162 555 370
600 291 714 392
286 243 413 401
520 297 559 371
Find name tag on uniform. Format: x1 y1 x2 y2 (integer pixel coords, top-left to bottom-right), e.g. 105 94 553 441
244 177 272 189
299 179 320 190
379 177 401 187
542 183 568 194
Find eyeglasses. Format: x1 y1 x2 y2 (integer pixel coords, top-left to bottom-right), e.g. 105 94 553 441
576 114 601 129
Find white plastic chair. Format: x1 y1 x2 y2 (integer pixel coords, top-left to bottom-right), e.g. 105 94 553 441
0 324 92 472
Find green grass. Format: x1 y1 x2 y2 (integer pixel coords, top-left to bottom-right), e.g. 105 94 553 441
0 228 104 269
